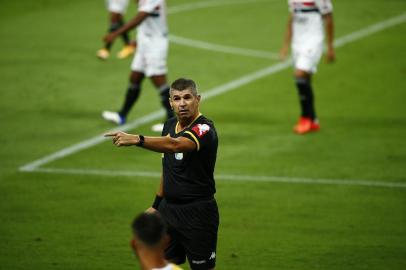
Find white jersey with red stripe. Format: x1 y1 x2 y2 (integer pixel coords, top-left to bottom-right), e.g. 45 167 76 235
288 0 333 72
131 0 169 76
137 0 168 39
289 0 333 48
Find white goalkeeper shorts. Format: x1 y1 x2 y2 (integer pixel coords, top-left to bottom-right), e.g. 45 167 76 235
292 41 323 73
131 34 169 77
106 0 129 14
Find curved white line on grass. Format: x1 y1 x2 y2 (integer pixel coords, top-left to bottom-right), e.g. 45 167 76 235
18 13 406 172
170 34 279 60
26 167 406 189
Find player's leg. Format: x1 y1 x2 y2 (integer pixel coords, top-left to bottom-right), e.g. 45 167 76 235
293 69 320 134
145 37 172 132
116 11 136 59
295 69 316 120
119 71 145 118
150 75 174 119
103 42 146 124
102 71 144 125
149 75 174 132
107 13 125 49
97 12 123 60
292 46 321 134
98 0 133 59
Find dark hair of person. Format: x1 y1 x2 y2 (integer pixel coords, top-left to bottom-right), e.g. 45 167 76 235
170 78 198 96
132 213 167 247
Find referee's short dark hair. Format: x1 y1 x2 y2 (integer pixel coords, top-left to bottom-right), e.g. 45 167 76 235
131 212 167 247
170 78 198 96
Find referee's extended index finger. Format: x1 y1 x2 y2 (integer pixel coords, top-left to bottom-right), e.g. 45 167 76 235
104 132 118 137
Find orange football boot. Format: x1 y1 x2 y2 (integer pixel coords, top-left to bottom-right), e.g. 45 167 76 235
293 117 320 134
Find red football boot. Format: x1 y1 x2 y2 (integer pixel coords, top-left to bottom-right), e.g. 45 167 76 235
310 119 320 132
293 117 320 134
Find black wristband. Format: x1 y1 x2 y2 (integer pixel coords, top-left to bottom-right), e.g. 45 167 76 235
152 195 163 210
136 135 145 147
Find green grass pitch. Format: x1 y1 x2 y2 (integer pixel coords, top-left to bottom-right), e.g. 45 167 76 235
1 0 406 269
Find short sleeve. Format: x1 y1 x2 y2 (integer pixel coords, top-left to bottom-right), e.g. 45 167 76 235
138 0 162 13
316 0 333 15
182 123 214 151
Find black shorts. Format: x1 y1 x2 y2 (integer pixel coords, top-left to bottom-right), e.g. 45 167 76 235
158 198 219 270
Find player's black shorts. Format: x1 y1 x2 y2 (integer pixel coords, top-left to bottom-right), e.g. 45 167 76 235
158 197 219 270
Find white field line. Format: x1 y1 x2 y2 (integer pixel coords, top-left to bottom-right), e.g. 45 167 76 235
167 0 280 59
333 13 406 47
26 167 406 189
18 13 406 172
167 0 273 15
169 34 280 60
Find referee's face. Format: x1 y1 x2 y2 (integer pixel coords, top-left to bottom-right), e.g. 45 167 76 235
170 89 201 122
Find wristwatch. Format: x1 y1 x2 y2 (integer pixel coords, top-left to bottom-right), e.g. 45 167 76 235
136 135 145 147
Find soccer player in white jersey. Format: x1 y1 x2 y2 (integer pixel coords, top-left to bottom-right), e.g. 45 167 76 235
97 0 136 60
280 0 335 134
102 0 173 132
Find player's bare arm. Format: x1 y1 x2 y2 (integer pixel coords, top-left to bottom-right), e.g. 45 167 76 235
323 12 335 63
280 13 293 60
104 11 150 43
104 131 196 153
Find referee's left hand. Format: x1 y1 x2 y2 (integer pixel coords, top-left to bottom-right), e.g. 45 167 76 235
105 131 139 147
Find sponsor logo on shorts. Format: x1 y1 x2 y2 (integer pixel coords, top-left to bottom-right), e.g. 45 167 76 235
191 260 206 265
209 251 216 260
191 251 216 265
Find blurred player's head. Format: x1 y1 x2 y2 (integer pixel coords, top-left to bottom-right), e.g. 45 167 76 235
131 212 168 252
170 78 201 121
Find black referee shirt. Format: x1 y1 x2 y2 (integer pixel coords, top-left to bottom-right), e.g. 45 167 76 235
161 114 218 202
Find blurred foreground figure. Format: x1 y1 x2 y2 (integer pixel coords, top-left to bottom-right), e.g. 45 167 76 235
131 212 183 270
97 0 136 60
102 0 172 132
280 0 336 134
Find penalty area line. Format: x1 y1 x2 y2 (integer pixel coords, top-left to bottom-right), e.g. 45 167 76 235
24 167 406 189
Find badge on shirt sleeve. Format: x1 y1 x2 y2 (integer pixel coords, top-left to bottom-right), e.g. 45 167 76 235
192 124 210 138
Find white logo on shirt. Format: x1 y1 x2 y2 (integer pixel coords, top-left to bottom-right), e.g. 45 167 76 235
174 153 183 160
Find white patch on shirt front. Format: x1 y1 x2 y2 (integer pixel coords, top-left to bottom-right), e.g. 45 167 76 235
174 153 183 160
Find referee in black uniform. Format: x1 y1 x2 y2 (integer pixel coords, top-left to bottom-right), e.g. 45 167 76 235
105 78 219 270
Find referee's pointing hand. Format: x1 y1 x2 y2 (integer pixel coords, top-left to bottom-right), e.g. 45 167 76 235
105 131 139 147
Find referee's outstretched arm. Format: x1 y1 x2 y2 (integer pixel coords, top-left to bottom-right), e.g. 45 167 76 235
104 131 197 153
